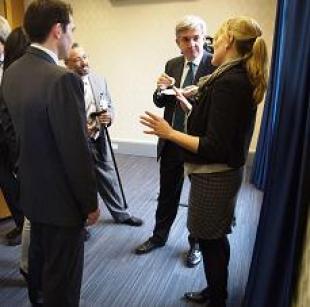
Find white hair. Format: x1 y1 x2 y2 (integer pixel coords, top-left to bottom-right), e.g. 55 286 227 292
175 15 207 37
0 15 11 43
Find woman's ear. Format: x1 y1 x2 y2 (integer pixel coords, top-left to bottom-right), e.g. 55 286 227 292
227 32 234 46
224 32 234 50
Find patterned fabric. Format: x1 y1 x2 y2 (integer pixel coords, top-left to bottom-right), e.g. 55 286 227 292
83 77 100 139
187 168 243 240
196 56 249 97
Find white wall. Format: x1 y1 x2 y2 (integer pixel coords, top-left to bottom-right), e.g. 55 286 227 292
25 0 277 152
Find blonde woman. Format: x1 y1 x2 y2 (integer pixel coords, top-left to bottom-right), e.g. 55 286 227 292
140 16 268 307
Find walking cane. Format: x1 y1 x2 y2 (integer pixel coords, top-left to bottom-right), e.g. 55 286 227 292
102 125 128 210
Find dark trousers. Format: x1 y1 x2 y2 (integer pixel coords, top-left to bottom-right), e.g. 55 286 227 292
28 222 84 307
0 161 23 227
199 236 230 306
152 142 197 247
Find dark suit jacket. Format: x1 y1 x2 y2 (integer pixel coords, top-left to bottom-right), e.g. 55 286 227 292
185 63 257 168
1 46 98 226
0 94 18 171
153 50 214 159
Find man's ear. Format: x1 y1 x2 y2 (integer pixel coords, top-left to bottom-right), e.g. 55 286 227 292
51 23 63 40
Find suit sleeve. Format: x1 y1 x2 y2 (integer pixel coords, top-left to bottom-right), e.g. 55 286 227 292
153 61 177 108
0 92 18 169
47 72 98 217
197 78 247 161
102 77 115 126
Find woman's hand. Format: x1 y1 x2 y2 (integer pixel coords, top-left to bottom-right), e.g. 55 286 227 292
182 85 198 98
173 86 192 113
140 111 174 139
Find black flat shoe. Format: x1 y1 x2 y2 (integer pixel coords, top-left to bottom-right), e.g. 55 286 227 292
135 239 164 254
184 288 210 304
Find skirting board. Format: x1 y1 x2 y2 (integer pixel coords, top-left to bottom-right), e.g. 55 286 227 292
110 138 255 167
111 138 157 157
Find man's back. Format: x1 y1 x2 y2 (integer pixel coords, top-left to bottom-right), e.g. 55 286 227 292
2 47 97 226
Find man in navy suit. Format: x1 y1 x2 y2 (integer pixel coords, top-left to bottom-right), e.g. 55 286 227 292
135 15 214 267
1 1 99 306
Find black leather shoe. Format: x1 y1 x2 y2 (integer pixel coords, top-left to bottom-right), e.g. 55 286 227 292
83 228 91 241
206 300 226 307
186 247 201 267
184 288 210 304
6 227 22 246
29 289 44 306
6 226 22 239
19 268 29 283
119 216 143 227
135 239 164 254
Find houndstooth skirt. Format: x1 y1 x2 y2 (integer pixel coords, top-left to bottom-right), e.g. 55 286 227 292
187 168 243 240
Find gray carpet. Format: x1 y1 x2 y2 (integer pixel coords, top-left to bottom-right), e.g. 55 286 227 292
0 154 263 307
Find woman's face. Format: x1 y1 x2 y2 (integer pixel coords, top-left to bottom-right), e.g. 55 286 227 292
211 31 228 67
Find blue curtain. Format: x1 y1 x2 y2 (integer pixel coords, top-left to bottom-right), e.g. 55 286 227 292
250 0 287 190
243 0 310 306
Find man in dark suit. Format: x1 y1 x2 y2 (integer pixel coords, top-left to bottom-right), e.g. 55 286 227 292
0 15 24 246
65 44 143 229
1 1 99 306
135 15 214 267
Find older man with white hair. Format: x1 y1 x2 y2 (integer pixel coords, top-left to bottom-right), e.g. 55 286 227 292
0 15 11 81
135 15 214 267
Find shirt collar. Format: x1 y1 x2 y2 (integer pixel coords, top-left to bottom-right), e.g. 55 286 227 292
30 43 59 64
184 52 203 67
81 75 90 84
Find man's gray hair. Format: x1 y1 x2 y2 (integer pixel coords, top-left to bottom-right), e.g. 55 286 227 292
176 15 207 37
0 15 11 43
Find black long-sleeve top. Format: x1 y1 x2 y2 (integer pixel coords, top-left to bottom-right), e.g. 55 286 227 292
184 63 257 169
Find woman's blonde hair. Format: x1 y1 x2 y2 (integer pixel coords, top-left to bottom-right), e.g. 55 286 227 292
216 16 268 104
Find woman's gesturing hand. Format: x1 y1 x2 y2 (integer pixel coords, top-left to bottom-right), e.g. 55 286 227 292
140 111 174 139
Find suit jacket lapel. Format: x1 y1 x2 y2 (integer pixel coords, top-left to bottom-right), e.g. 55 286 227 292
88 73 100 107
194 51 213 83
174 57 185 88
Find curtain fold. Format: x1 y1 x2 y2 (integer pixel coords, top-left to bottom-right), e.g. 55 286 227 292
250 0 286 190
243 0 310 306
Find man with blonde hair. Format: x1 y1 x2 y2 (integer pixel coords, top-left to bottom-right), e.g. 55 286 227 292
135 15 214 267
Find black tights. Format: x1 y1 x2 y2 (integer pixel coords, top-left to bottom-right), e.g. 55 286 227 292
199 236 230 305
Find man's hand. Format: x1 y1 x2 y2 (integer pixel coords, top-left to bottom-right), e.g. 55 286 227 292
87 121 97 137
86 208 100 226
97 111 111 126
157 73 175 90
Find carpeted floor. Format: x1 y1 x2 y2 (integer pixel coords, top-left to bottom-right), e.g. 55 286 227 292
0 154 263 307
